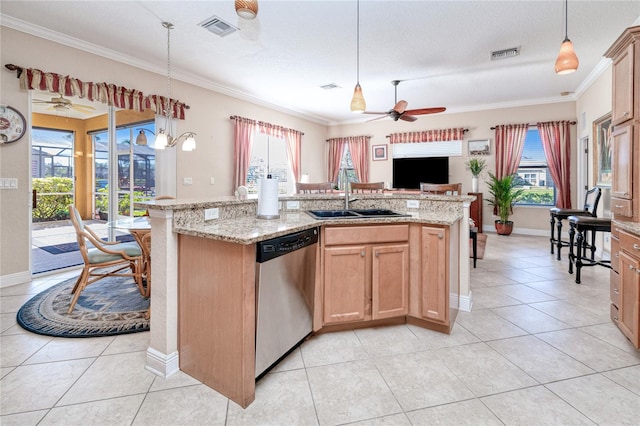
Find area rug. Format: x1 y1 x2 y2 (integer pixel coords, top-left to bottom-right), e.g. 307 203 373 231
17 275 149 337
470 233 487 259
39 234 135 255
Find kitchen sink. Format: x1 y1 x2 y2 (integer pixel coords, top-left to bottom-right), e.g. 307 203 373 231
306 209 409 220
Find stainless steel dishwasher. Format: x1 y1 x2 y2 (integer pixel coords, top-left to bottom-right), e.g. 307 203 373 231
255 227 318 379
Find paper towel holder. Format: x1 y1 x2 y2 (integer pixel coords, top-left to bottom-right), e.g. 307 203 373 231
257 174 280 219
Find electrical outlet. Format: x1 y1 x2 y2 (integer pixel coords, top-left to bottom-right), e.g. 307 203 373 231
204 208 219 220
183 177 193 185
210 177 215 185
406 199 420 209
286 201 300 210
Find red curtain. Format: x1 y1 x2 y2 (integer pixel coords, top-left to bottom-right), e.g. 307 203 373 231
537 121 573 208
327 138 345 184
389 128 466 143
232 116 257 191
327 136 370 183
258 122 303 182
494 124 529 178
19 67 186 118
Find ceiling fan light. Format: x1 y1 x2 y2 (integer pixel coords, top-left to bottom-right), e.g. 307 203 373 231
235 0 258 20
350 83 366 113
135 130 148 146
555 39 579 74
155 130 168 150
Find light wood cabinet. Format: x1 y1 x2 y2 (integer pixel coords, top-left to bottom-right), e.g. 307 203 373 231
322 225 409 325
618 230 640 347
418 226 449 323
607 25 640 349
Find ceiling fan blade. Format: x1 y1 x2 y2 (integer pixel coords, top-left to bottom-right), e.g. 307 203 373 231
404 107 446 115
393 100 408 114
73 104 96 111
399 114 417 122
33 99 54 104
362 111 390 115
366 115 390 123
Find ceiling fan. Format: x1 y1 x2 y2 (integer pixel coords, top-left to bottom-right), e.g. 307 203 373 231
33 95 96 114
363 80 446 122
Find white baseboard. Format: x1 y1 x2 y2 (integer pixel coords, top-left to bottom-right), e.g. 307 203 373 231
145 347 180 378
0 270 32 288
459 292 473 312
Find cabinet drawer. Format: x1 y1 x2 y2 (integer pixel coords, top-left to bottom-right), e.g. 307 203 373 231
611 304 619 325
619 230 640 255
610 269 620 307
611 235 620 273
611 197 633 218
324 225 409 246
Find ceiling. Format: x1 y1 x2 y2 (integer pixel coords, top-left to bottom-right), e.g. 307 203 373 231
2 1 639 125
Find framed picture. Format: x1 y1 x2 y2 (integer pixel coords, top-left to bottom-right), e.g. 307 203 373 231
372 144 387 161
468 139 491 155
593 112 612 186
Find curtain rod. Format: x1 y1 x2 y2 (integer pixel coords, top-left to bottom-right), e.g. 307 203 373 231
490 121 576 130
385 128 469 138
229 116 304 135
325 135 372 141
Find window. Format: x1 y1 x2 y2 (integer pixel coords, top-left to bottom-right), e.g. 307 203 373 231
337 145 358 190
246 133 294 195
514 128 555 206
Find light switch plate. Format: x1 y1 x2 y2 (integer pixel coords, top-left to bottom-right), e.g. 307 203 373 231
286 201 300 210
406 199 420 209
183 177 193 185
204 208 219 220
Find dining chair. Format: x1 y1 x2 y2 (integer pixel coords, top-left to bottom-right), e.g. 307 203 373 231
296 182 334 193
67 205 145 314
420 182 462 195
350 182 384 193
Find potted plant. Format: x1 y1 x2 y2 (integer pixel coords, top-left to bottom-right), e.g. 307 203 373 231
486 173 525 235
465 158 486 193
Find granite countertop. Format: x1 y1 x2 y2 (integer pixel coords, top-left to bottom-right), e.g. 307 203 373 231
175 209 462 245
613 219 640 236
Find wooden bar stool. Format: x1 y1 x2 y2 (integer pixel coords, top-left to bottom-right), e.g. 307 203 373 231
549 187 601 260
567 216 611 284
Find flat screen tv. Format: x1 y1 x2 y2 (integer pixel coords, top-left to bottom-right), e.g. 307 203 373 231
392 157 449 189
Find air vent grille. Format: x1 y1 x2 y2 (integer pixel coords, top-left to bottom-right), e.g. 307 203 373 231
320 83 340 90
490 46 521 61
199 16 238 37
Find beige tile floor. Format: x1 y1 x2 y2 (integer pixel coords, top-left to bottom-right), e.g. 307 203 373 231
2 233 639 425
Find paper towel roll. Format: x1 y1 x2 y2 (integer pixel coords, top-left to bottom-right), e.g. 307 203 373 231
257 178 280 219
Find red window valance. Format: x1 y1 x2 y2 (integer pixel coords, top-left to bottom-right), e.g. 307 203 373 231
389 128 466 143
13 65 187 119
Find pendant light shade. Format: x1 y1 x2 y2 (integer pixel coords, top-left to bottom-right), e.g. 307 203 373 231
235 0 258 20
555 0 579 75
135 130 147 146
350 0 366 113
350 83 366 113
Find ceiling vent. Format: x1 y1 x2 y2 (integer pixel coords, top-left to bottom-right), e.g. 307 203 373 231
199 16 238 37
320 83 341 90
490 46 521 61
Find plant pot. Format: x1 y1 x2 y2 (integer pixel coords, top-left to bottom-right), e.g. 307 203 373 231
495 220 514 235
471 176 479 193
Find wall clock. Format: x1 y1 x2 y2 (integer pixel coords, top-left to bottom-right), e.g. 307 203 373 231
0 105 27 144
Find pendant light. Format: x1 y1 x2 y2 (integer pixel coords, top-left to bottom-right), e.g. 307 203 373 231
153 22 196 151
350 0 366 113
235 0 258 20
554 0 579 75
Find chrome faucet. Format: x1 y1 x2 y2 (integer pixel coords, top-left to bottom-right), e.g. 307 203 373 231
343 169 358 209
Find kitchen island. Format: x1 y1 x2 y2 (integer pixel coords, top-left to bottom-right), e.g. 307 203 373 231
142 193 474 407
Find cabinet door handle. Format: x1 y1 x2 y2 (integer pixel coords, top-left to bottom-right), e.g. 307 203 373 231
360 250 365 257
438 233 444 239
633 244 640 250
623 111 630 116
615 205 625 208
629 264 635 270
375 251 379 257
613 316 619 321
614 288 619 294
